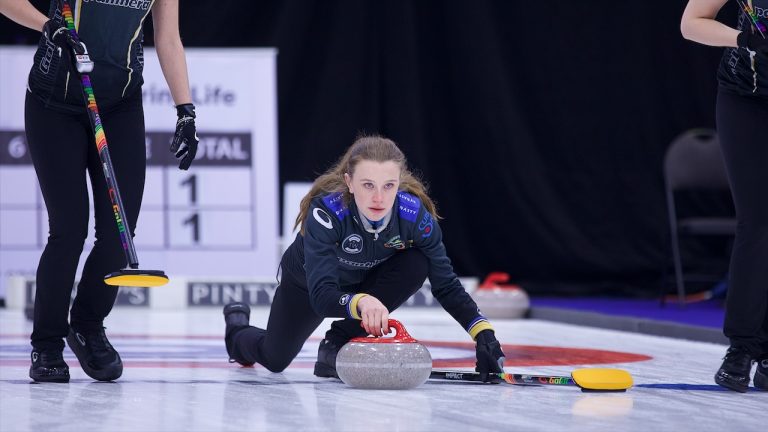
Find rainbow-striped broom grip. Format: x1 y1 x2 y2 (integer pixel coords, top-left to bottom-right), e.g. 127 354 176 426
737 0 767 38
61 0 140 269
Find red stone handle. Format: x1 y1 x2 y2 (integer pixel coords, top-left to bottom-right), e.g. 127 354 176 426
479 272 510 288
479 272 521 290
350 319 417 343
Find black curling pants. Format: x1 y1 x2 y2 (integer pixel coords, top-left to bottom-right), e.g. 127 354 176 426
25 91 146 351
716 89 768 357
230 249 429 372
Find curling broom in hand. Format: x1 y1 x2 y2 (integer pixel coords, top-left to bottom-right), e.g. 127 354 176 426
736 0 767 38
61 1 168 288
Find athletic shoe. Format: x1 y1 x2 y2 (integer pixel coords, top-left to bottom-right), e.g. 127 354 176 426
313 339 341 378
223 302 254 366
714 347 753 393
29 350 70 383
66 327 123 381
754 357 768 391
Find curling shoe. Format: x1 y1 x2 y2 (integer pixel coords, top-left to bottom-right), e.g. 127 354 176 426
714 347 753 393
67 327 123 381
223 302 254 366
754 357 768 391
29 350 70 383
313 339 342 378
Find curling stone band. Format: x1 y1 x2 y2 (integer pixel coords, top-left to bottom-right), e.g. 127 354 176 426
336 319 432 390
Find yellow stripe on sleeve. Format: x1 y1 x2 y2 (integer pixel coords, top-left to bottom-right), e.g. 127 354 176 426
469 321 494 340
348 294 369 320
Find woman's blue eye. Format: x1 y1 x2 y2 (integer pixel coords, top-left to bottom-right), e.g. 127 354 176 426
384 183 395 190
363 183 374 189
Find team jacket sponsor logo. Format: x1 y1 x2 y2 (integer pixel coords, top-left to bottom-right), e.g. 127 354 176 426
83 0 152 10
338 256 389 269
339 294 351 305
399 205 418 220
39 38 57 75
322 192 349 220
312 208 333 229
38 8 64 75
397 192 420 222
418 212 434 238
384 235 406 249
342 234 363 254
398 192 418 205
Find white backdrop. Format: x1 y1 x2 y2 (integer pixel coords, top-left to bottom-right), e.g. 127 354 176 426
0 46 279 300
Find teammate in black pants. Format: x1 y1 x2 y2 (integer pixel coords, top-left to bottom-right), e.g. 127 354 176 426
224 136 506 382
682 0 768 392
0 0 199 382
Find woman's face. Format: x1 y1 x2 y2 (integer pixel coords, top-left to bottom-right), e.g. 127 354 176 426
345 160 401 221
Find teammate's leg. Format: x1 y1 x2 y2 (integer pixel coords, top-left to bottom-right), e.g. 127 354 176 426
67 92 146 382
715 90 768 392
25 92 91 382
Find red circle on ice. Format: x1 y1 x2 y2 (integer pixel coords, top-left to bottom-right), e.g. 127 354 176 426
423 340 652 367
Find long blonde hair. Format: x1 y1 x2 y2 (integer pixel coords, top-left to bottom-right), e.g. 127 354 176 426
295 135 439 234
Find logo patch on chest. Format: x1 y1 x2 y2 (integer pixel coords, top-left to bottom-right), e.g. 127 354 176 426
384 235 406 249
342 234 363 254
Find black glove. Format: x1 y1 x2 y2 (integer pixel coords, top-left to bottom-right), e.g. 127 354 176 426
737 29 768 55
42 19 93 73
171 103 199 170
475 329 506 383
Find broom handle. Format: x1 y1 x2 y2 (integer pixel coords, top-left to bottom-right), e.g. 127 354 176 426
61 1 139 269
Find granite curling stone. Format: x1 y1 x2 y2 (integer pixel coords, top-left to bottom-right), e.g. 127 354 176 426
471 272 530 319
336 319 432 390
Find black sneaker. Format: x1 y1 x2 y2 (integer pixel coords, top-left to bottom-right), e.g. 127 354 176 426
313 339 341 378
66 327 123 381
714 347 754 393
755 357 768 391
29 350 70 383
223 302 254 366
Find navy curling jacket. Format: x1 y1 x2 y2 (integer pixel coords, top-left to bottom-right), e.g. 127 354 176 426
281 191 494 339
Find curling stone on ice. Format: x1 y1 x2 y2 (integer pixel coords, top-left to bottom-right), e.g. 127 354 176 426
336 319 432 390
471 272 530 319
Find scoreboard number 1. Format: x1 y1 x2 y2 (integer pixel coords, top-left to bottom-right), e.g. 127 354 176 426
180 174 197 204
183 213 200 243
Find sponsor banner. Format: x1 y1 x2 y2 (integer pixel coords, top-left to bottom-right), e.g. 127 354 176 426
24 281 149 307
4 275 477 310
187 278 478 307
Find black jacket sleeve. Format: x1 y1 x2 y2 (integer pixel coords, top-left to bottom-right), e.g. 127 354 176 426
412 207 494 339
303 200 367 318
